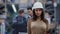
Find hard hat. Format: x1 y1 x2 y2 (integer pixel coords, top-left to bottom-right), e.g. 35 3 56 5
32 2 44 10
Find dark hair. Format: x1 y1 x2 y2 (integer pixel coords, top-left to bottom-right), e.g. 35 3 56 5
18 9 24 14
27 7 32 10
32 9 48 23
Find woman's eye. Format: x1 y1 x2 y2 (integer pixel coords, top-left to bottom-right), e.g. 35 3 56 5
39 10 40 11
36 10 38 11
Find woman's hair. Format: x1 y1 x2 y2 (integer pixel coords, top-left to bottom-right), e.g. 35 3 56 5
32 9 48 23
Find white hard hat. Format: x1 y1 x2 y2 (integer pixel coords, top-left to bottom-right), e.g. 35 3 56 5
32 2 44 10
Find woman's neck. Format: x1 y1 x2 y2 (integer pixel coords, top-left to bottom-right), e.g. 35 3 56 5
37 17 41 21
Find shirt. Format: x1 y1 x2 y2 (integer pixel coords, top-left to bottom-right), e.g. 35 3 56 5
31 21 46 34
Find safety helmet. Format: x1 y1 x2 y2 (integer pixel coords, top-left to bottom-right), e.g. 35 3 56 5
32 2 44 10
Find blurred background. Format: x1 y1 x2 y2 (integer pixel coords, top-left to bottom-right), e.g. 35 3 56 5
0 0 60 34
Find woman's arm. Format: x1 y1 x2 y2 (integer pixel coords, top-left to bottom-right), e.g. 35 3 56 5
46 20 48 32
27 19 31 34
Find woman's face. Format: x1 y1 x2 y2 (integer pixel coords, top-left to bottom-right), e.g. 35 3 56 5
35 8 42 17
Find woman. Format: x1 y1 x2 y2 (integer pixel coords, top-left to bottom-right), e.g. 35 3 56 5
27 2 48 34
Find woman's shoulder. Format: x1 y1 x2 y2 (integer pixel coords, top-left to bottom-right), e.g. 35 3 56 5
43 19 48 24
28 18 33 22
27 18 33 25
